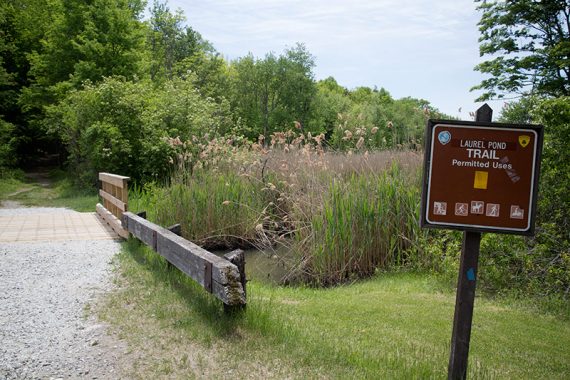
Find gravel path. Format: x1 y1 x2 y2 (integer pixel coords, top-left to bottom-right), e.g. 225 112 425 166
0 207 127 379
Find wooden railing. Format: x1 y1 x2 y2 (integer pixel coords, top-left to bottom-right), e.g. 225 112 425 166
95 172 246 310
96 172 130 239
122 211 246 309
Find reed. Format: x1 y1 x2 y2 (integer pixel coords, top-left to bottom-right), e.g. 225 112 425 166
290 163 425 285
130 132 429 285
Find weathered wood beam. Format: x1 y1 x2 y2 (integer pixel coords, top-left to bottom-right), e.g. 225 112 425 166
99 172 130 189
96 203 129 239
223 249 247 312
99 189 127 212
122 212 246 306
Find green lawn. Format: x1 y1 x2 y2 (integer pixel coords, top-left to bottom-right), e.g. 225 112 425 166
99 241 570 379
0 170 97 212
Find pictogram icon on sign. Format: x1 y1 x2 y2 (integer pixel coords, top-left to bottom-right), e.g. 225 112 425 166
518 135 530 148
433 202 447 215
486 203 500 217
470 201 484 214
455 203 468 216
510 205 524 219
438 131 451 145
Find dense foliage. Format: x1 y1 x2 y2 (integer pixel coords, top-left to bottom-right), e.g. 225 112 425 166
47 76 233 185
472 0 570 100
0 0 446 180
469 0 570 298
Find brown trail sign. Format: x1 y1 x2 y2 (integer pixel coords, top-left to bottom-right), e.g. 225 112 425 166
420 104 544 379
421 111 543 235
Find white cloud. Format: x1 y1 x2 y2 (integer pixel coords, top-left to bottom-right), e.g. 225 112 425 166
167 0 495 116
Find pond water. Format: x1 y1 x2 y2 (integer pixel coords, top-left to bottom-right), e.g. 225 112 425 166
214 245 296 285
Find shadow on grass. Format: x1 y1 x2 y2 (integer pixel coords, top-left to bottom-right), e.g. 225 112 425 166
122 238 250 338
117 239 504 379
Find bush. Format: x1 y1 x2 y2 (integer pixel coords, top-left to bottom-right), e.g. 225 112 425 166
0 118 16 172
48 76 233 187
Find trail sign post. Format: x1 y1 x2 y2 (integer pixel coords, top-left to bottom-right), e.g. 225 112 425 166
420 104 543 379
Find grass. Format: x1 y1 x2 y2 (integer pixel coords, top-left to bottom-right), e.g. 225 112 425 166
98 240 570 379
293 163 425 285
129 172 269 250
0 169 98 212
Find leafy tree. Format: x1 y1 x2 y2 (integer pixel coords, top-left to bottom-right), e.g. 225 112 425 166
0 0 61 164
0 3 17 128
534 97 570 247
48 75 233 185
308 77 351 136
472 0 570 100
498 96 539 124
278 44 316 130
174 51 229 100
11 0 146 164
147 0 205 82
22 0 146 110
229 44 316 139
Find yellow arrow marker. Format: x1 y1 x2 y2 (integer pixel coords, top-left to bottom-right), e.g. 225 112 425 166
474 171 488 189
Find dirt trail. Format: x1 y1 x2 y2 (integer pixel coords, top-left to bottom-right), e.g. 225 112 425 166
0 168 53 209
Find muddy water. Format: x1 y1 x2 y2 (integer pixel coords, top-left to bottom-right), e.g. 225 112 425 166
215 245 296 284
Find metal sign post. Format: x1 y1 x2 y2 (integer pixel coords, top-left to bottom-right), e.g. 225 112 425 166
419 104 544 379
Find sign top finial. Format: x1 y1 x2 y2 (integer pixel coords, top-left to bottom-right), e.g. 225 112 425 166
475 104 493 122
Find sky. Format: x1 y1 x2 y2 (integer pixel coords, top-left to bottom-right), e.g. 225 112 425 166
166 0 505 119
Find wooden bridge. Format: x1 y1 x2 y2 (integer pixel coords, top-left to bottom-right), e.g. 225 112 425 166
0 173 127 243
1 172 246 310
0 209 119 243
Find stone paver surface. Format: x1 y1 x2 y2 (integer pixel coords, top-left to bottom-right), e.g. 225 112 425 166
0 210 118 243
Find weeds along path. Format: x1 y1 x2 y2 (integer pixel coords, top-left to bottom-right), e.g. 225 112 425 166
0 206 129 379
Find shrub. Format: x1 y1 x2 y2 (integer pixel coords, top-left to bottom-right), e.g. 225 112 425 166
48 76 233 187
0 118 16 171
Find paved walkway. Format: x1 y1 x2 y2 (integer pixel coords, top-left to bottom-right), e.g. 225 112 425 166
0 209 119 243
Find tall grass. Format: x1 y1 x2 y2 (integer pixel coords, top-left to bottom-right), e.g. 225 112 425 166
292 164 425 285
130 132 430 285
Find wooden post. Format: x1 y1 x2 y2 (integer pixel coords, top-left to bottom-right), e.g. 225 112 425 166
448 231 481 379
97 173 130 239
448 104 491 379
223 249 246 313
